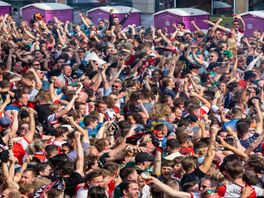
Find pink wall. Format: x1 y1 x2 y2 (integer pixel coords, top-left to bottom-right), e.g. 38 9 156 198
242 14 264 37
88 10 141 28
45 10 73 23
22 7 45 23
22 6 73 23
154 12 209 33
183 15 208 31
0 6 11 16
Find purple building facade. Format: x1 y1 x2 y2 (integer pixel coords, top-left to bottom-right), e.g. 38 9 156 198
154 8 209 33
21 3 73 23
0 1 11 16
241 11 264 37
87 6 141 28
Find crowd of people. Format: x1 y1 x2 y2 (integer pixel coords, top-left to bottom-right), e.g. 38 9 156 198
0 7 263 198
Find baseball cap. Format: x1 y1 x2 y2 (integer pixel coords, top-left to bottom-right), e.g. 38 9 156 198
207 62 221 71
135 152 154 163
244 70 256 81
0 117 11 127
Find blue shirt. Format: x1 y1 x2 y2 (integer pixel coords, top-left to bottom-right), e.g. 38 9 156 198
222 118 240 131
240 133 261 152
80 120 103 138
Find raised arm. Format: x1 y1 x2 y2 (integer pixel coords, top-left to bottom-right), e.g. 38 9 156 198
55 95 78 119
14 155 32 182
24 108 36 143
234 14 245 32
229 57 238 76
199 126 216 173
2 110 18 144
101 69 110 91
245 133 264 155
6 48 14 71
109 62 127 86
65 116 89 144
218 136 248 160
252 99 263 134
157 29 172 46
246 54 262 71
74 132 84 176
153 149 162 176
170 23 179 40
192 48 204 65
120 9 132 26
184 48 195 64
168 54 180 78
191 21 201 32
27 68 42 90
207 18 229 33
190 91 211 108
1 161 19 190
79 13 90 29
0 95 11 116
149 177 191 198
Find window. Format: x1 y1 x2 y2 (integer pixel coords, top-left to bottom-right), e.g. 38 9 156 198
249 0 264 11
155 0 211 12
212 0 234 15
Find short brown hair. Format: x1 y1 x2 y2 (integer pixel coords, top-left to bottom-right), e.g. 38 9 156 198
182 156 198 172
225 160 244 179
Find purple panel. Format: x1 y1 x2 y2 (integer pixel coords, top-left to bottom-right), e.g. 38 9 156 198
45 10 73 23
0 6 11 16
88 10 109 24
155 11 209 33
242 14 264 37
154 12 183 33
22 7 45 23
183 15 209 32
87 9 140 28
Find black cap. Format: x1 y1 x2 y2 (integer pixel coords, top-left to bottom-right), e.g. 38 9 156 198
207 62 221 71
189 64 201 70
244 71 256 81
135 152 154 163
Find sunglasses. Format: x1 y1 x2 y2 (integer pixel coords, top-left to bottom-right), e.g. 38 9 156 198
112 85 119 88
33 63 40 66
203 190 217 195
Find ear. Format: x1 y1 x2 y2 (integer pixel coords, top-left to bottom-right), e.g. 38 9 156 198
122 189 128 196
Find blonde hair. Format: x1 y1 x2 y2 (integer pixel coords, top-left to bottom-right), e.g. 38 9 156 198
32 177 51 191
151 103 172 119
27 139 46 154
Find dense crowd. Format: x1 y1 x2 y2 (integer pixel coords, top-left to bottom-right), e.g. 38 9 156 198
0 8 263 198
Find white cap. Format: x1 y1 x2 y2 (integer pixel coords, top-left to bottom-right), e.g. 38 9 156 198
84 52 106 66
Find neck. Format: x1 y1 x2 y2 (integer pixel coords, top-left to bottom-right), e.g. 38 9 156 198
233 178 244 186
170 149 179 154
55 137 64 141
240 133 249 140
187 168 195 174
136 164 145 170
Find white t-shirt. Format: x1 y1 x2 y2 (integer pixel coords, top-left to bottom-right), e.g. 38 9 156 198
76 187 88 198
